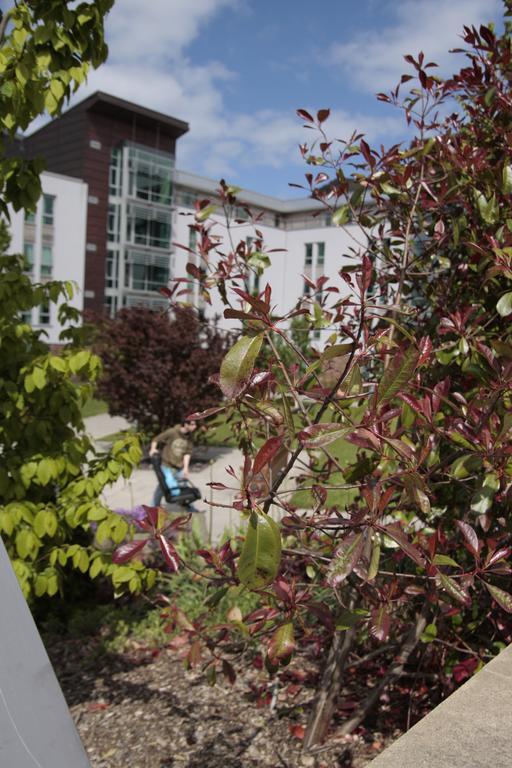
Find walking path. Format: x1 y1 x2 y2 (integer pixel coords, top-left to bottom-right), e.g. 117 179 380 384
84 414 247 542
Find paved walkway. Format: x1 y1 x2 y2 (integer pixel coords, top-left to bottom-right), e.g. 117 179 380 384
84 415 247 542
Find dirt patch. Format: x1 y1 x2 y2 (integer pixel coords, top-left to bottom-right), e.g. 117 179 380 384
47 638 397 768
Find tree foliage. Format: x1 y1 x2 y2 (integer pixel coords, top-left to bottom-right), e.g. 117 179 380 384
0 0 157 600
0 0 113 215
93 306 233 433
117 7 512 744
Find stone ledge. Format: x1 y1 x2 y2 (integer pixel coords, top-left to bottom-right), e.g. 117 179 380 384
369 643 512 768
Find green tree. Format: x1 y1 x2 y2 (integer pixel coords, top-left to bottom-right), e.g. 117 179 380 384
0 1 154 600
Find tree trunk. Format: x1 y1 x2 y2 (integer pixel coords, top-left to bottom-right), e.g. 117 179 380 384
303 625 356 750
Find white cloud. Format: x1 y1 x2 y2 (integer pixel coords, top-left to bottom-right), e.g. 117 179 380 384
26 0 423 193
329 0 502 92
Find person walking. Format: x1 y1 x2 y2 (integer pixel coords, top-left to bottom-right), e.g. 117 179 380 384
149 420 197 506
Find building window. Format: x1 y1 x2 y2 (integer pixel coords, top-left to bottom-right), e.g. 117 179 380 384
128 146 173 206
181 191 196 208
42 195 55 226
124 250 170 292
109 147 123 197
305 243 313 266
189 226 197 252
23 242 34 272
107 204 121 242
317 241 325 266
105 294 118 318
106 249 119 289
126 204 171 250
41 245 53 277
303 282 311 296
24 209 36 224
305 242 325 269
39 300 50 325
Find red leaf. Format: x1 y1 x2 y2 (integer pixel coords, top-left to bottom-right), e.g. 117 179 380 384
289 724 305 740
383 523 426 567
453 656 478 683
360 139 372 164
157 535 180 572
417 336 433 365
252 436 284 476
296 108 314 122
112 538 148 564
484 582 512 613
207 482 228 490
317 108 330 123
485 546 512 568
370 606 391 642
456 521 480 559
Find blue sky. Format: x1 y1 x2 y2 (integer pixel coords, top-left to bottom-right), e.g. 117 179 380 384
25 0 506 196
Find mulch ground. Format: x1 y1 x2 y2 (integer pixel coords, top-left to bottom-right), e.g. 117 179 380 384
46 637 403 768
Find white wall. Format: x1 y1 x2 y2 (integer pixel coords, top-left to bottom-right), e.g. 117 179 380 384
8 171 88 346
172 201 359 345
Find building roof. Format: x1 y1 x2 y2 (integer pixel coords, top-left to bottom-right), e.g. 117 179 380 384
174 169 327 214
28 91 189 140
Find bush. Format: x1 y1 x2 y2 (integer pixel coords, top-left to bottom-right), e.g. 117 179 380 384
93 306 232 433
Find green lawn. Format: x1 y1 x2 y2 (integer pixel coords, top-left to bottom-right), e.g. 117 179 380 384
81 397 108 418
291 436 360 509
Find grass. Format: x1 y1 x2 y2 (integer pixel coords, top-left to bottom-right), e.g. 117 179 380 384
81 397 108 419
291 436 360 509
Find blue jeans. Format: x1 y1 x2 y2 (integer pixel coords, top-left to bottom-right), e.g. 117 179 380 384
152 465 183 506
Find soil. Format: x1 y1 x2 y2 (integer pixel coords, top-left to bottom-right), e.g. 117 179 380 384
47 637 401 768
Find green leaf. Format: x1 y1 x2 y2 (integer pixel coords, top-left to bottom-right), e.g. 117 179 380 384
332 205 350 226
89 557 104 579
32 366 46 389
327 533 364 586
268 623 295 662
503 165 512 194
484 582 512 613
433 554 461 568
375 346 419 406
335 608 369 631
367 535 381 581
437 572 471 606
496 292 512 317
49 356 67 373
219 335 263 398
238 510 281 590
196 204 217 222
470 473 499 516
420 623 438 643
474 191 499 225
298 423 349 449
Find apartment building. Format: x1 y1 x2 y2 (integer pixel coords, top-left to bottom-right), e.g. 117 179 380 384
13 91 358 338
7 171 88 346
20 91 189 315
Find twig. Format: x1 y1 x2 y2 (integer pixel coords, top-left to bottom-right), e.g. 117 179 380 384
337 604 430 736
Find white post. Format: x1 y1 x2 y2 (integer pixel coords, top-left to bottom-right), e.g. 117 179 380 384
0 537 91 767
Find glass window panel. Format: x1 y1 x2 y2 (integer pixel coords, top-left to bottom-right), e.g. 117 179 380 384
23 242 34 271
41 245 52 277
127 205 171 249
317 242 325 265
39 300 50 325
43 195 54 225
25 210 36 224
128 147 173 205
305 243 313 266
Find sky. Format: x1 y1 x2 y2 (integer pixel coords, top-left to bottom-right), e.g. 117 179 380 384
13 0 506 197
